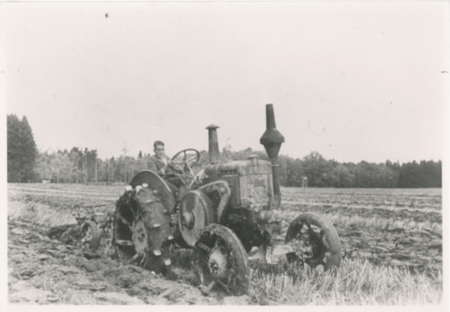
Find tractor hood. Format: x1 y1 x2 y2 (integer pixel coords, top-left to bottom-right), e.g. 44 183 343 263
203 156 274 210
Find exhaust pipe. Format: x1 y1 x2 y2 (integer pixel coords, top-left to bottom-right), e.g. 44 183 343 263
260 104 284 209
206 124 220 164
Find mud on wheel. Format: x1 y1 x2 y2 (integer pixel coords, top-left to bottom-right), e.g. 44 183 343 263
285 212 341 270
194 224 249 296
113 186 173 273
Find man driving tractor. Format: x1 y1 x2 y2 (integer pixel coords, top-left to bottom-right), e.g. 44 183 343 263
147 140 193 211
147 141 170 177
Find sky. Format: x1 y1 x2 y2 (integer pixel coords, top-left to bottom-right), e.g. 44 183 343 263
2 2 448 164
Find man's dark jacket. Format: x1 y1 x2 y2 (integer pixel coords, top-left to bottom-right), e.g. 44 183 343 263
147 155 170 176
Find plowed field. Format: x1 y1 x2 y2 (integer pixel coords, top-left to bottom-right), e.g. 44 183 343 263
6 184 443 305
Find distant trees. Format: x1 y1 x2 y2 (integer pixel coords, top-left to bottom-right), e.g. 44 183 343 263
398 160 442 188
7 115 38 182
328 164 354 188
215 147 441 188
31 149 163 184
302 152 332 187
282 157 304 187
35 151 71 183
6 116 442 188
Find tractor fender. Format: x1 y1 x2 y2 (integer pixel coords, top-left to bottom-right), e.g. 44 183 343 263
129 170 176 213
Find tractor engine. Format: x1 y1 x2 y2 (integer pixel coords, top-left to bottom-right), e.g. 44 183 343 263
201 154 277 252
203 156 275 211
197 104 284 252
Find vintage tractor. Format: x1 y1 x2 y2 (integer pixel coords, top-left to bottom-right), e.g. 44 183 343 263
112 104 342 295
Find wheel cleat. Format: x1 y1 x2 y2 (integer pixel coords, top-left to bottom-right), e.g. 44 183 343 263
125 185 132 192
164 259 171 266
115 171 174 274
167 235 174 241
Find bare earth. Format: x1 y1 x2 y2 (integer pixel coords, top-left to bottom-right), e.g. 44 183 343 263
7 219 252 305
7 184 442 305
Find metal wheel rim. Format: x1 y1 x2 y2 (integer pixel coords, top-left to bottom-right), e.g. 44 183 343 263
286 213 341 270
195 226 249 296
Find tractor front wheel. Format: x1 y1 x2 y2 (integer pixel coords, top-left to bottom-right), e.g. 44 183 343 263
285 212 341 270
194 224 249 296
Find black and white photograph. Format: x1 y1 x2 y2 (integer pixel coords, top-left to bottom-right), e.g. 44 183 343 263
1 1 448 308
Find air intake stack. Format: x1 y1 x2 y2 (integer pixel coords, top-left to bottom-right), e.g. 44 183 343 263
206 124 220 164
260 104 284 209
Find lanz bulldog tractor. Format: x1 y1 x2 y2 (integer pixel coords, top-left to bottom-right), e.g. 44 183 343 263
112 104 342 295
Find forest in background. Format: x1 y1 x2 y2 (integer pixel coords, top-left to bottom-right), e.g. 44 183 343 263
7 114 442 188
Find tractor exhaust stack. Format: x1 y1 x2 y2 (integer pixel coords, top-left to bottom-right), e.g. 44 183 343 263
206 124 220 164
260 104 284 209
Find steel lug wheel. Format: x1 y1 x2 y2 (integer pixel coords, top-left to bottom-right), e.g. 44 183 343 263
113 182 173 273
285 212 341 270
194 224 249 296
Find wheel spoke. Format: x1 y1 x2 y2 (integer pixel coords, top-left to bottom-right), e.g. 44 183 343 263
128 252 143 264
199 280 217 295
197 243 211 252
206 280 217 291
117 213 132 229
215 279 232 295
305 221 312 231
187 155 196 162
116 239 133 246
139 251 147 267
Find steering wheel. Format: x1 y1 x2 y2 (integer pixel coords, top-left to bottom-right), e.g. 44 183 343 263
171 149 201 169
166 149 201 189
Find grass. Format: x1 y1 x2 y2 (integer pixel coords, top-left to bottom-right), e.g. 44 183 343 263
169 247 442 305
248 258 442 305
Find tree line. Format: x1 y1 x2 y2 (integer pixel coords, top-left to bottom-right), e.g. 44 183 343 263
7 114 442 188
219 146 441 188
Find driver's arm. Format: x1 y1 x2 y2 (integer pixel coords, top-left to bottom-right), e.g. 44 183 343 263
148 158 166 177
156 167 166 176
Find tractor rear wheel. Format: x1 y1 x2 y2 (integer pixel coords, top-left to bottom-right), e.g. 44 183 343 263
194 224 249 296
113 185 173 273
285 212 341 270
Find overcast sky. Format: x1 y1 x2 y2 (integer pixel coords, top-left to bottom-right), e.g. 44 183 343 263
2 2 448 164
